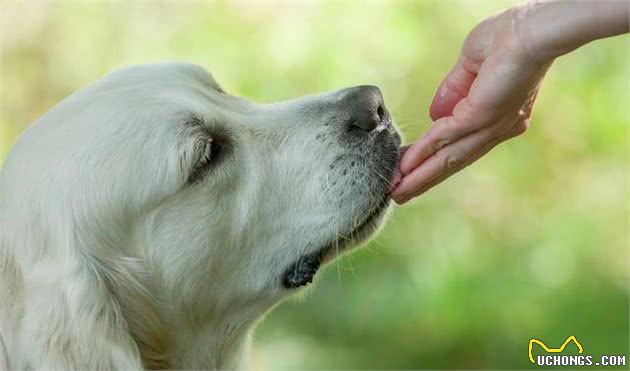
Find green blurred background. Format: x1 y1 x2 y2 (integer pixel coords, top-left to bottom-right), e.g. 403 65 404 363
1 1 628 369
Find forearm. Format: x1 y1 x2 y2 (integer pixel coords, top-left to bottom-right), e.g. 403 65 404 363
516 0 629 62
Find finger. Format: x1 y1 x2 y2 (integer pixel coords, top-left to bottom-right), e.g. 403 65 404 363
399 99 491 176
388 145 410 194
429 58 477 121
400 59 534 176
398 144 411 159
392 128 501 203
393 136 499 204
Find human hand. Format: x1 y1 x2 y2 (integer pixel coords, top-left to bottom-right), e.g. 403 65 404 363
392 5 552 203
391 0 628 204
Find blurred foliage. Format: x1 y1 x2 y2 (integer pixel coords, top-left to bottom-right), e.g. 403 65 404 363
1 1 628 369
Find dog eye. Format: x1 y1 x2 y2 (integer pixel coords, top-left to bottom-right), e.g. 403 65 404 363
187 137 214 184
182 115 232 185
197 139 213 166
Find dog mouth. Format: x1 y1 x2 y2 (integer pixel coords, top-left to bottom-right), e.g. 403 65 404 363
282 197 391 289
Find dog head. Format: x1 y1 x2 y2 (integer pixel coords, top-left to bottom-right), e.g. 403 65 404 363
1 63 400 323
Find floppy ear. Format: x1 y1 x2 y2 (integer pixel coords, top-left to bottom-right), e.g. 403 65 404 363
0 216 150 368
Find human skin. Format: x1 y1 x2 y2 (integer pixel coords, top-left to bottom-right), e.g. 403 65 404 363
391 0 629 204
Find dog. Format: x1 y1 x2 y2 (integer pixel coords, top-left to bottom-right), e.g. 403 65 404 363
0 63 401 369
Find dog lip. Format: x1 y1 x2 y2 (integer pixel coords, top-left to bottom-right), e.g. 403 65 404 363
353 197 390 233
282 250 323 289
282 197 391 289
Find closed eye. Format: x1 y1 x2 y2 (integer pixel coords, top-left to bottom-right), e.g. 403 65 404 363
184 114 232 185
187 136 214 184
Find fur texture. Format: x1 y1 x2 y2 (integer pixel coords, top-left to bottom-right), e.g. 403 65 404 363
0 63 400 369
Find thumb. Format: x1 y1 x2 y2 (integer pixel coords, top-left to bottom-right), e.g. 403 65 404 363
429 58 476 121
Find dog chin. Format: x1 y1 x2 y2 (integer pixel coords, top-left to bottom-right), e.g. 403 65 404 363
323 197 391 260
282 197 391 289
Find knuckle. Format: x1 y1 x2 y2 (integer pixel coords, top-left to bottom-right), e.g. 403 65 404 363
443 152 461 171
518 106 533 119
433 138 451 152
512 119 530 136
428 130 452 152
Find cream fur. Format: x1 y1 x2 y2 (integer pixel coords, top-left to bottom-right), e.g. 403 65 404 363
0 63 400 369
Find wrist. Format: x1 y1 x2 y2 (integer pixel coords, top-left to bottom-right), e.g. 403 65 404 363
515 0 629 63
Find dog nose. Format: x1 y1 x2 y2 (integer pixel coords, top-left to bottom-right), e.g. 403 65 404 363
346 85 389 132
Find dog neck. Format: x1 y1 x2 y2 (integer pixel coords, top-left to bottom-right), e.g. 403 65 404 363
105 256 275 369
166 308 258 369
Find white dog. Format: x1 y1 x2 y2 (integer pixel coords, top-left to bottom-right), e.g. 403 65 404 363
0 63 400 369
